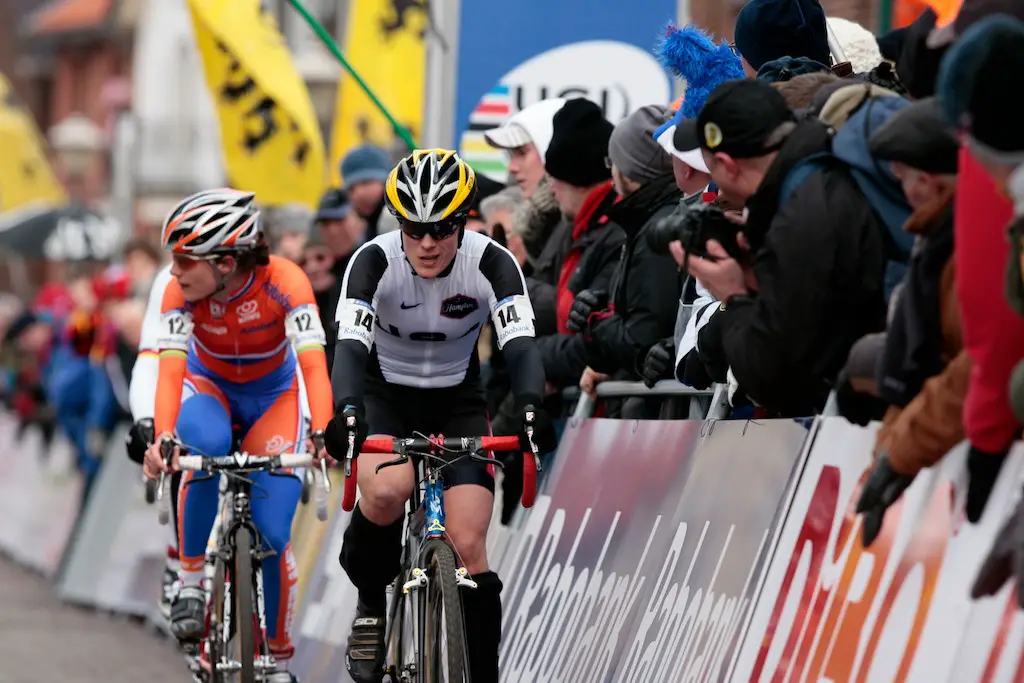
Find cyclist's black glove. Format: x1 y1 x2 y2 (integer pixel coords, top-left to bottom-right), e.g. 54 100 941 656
641 338 675 388
966 444 1011 524
855 454 914 547
126 418 154 465
567 290 608 335
325 402 367 461
516 396 557 454
971 486 1024 608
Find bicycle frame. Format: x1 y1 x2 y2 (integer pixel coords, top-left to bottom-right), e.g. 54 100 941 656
422 468 447 542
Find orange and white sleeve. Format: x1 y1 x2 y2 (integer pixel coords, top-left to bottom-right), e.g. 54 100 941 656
279 262 333 433
153 279 194 437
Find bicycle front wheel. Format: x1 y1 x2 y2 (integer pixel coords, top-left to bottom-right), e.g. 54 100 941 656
420 539 468 683
233 527 256 683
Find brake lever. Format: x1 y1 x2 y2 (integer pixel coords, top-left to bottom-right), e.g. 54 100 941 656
344 414 356 477
374 453 410 474
310 431 331 493
525 410 543 474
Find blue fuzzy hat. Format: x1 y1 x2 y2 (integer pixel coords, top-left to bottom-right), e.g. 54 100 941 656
654 24 745 121
651 24 745 156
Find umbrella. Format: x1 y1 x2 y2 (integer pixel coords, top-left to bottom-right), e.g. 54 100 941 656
0 203 122 261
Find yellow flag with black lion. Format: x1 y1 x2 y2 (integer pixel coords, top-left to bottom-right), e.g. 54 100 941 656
187 0 326 208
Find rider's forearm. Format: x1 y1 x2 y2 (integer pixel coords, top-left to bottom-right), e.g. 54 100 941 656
502 336 546 407
153 351 187 436
331 339 369 413
297 347 333 432
129 350 159 420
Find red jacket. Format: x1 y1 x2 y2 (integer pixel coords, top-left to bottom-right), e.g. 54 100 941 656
955 148 1024 452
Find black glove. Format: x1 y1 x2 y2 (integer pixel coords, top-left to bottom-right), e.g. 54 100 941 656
125 418 154 465
641 339 676 388
834 368 883 427
971 488 1024 608
855 454 914 547
567 290 608 335
324 403 367 461
516 395 557 454
966 445 1011 524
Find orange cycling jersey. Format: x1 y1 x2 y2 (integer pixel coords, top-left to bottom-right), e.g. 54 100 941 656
153 256 333 437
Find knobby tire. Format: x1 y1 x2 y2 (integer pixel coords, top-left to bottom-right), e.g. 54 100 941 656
421 539 468 683
233 527 256 683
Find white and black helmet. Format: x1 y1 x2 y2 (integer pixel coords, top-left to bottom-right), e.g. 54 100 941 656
384 149 477 224
161 188 262 256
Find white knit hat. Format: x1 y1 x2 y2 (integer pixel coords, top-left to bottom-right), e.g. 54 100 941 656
827 17 883 74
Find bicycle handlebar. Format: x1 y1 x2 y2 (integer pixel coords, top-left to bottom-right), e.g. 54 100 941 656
177 452 315 471
361 435 522 454
156 436 331 524
340 434 539 513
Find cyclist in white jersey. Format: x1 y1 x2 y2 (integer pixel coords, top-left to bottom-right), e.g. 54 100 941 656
323 149 557 683
126 263 180 618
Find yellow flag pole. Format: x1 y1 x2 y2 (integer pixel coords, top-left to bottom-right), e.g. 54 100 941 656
285 0 418 150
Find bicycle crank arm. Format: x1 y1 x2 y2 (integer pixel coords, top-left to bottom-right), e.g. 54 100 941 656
456 566 477 589
402 567 428 594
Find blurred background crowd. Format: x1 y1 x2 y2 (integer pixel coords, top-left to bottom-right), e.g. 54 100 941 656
2 0 1024 561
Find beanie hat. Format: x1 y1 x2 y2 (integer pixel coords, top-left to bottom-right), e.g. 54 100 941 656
340 144 391 189
544 99 614 188
938 14 1024 156
654 24 745 121
609 105 674 184
826 17 883 74
734 0 831 70
756 56 832 83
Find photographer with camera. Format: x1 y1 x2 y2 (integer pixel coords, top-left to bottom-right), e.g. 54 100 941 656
673 79 889 417
567 105 683 417
640 114 718 390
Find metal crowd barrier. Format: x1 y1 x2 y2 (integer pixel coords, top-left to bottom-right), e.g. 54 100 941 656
566 380 726 419
568 381 839 421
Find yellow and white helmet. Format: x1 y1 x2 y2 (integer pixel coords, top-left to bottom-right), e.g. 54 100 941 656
385 149 477 223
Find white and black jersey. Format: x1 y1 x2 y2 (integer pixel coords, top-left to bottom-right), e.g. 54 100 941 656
335 229 535 388
331 230 546 413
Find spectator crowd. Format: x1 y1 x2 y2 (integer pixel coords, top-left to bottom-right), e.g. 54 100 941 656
4 0 1024 603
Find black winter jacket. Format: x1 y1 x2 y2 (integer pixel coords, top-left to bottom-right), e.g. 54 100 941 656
698 119 888 416
585 174 683 376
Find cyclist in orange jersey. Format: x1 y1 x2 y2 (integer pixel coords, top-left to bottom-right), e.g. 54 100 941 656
142 189 332 683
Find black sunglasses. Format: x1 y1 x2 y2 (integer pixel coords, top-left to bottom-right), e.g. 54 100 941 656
399 217 463 241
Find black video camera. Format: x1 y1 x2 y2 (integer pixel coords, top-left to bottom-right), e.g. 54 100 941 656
646 202 745 263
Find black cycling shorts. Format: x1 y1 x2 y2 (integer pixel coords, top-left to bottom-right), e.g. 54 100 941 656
364 377 494 491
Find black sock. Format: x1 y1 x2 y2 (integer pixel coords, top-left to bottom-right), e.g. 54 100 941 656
339 503 404 617
460 571 503 683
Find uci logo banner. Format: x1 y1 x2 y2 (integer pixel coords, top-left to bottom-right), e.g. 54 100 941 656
186 0 325 209
0 73 65 213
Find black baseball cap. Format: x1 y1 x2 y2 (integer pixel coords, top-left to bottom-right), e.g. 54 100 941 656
314 187 351 222
674 79 797 159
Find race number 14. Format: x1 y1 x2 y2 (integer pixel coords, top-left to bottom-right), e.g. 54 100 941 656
497 303 520 329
